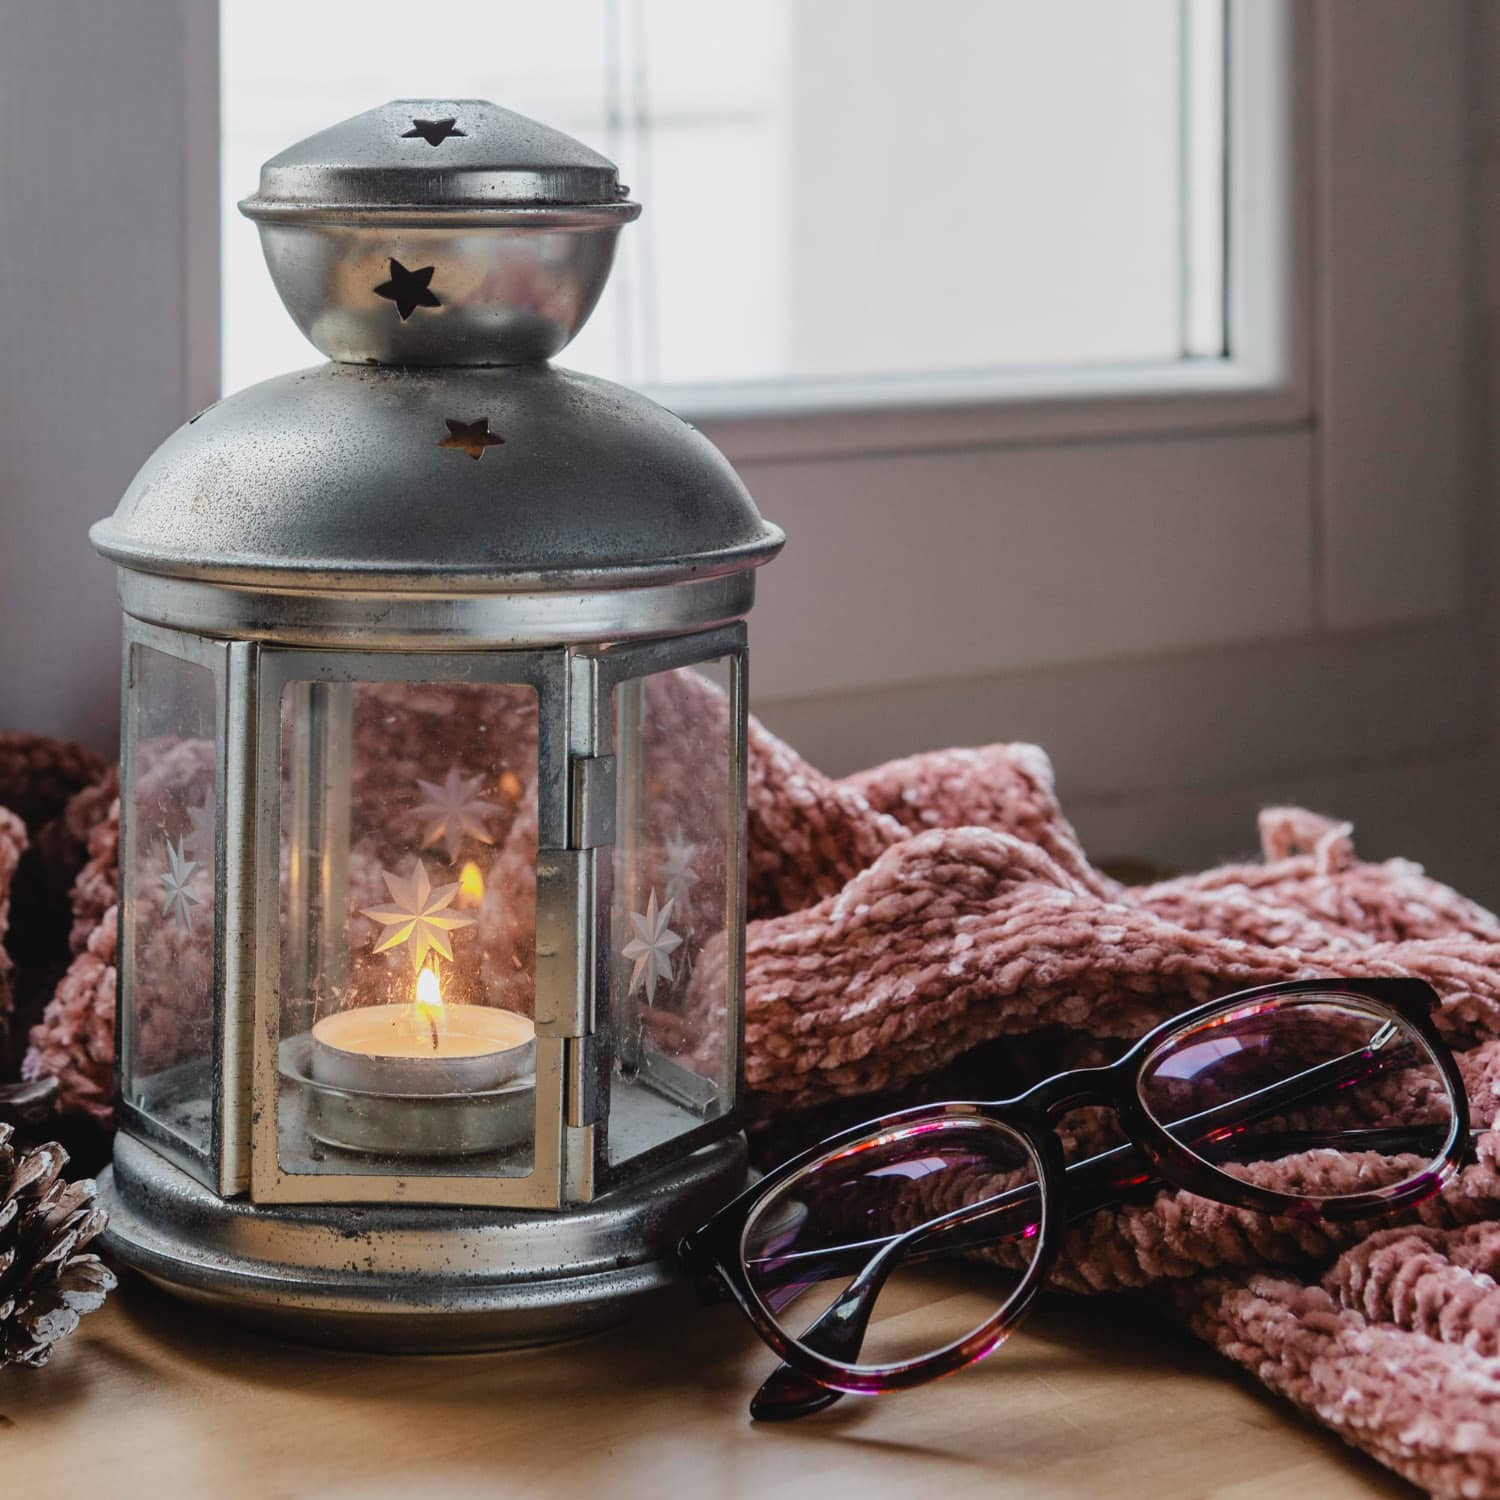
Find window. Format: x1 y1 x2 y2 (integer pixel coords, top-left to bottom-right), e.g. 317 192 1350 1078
209 0 1466 761
3 1 1473 886
222 0 1227 400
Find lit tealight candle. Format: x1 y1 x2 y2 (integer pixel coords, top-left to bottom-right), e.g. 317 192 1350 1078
310 965 534 1097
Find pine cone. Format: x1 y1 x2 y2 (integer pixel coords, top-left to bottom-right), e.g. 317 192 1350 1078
0 1123 115 1368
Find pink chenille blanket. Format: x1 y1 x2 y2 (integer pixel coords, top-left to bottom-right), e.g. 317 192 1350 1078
11 699 1500 1496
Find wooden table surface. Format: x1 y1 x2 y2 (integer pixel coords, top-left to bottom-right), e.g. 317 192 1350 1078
2 1272 1415 1500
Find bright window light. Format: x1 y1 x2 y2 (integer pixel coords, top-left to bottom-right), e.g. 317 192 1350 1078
221 0 1226 397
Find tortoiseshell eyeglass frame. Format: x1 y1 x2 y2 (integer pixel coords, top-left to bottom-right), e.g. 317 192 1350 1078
679 977 1473 1422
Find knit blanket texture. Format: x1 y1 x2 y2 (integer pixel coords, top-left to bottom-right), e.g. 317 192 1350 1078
10 709 1500 1496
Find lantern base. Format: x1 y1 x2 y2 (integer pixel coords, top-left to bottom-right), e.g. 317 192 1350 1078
97 1129 748 1353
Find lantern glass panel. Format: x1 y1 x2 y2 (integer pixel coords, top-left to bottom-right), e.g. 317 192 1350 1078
121 643 218 1156
607 658 737 1167
274 680 540 1178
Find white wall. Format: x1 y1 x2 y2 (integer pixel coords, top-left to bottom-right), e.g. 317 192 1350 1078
0 0 217 750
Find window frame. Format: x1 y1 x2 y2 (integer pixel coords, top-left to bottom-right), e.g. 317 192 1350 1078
653 0 1310 462
9 0 1467 818
670 0 1471 716
198 2 1467 641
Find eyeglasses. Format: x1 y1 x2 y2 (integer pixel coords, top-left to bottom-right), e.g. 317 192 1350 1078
680 978 1472 1422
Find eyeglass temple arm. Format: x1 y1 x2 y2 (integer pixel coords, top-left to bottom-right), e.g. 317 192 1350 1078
749 1034 1445 1420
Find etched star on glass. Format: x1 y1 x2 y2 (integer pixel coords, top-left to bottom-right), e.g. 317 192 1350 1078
622 888 684 1000
360 859 477 971
159 834 203 934
659 829 699 910
412 767 501 862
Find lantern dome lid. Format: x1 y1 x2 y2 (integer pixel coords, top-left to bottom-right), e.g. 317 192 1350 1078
240 98 636 222
92 100 781 645
90 360 784 598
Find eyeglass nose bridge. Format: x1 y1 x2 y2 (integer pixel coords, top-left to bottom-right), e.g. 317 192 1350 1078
1021 1062 1132 1123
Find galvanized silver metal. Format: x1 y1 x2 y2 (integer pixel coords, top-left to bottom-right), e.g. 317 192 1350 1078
99 1129 749 1352
241 100 639 366
249 220 626 367
220 641 257 1196
112 566 761 651
92 362 783 613
571 755 618 848
94 98 777 1351
535 850 592 1042
244 98 628 217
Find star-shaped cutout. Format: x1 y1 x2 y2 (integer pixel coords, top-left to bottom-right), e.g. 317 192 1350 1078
413 767 500 860
159 835 204 935
622 888 684 1000
373 259 441 321
401 117 466 147
361 860 476 972
438 418 503 461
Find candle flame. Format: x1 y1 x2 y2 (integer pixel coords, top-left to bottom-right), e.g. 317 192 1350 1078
458 860 484 904
414 964 443 1051
415 965 443 1012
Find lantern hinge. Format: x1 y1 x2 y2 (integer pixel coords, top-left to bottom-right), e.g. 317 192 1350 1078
563 1035 602 1128
534 831 610 1045
534 849 593 1039
570 754 617 848
562 1120 597 1201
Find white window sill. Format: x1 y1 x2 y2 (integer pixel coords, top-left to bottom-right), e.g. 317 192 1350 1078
663 356 1310 465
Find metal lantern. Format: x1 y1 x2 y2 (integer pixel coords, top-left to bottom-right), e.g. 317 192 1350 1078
90 100 783 1350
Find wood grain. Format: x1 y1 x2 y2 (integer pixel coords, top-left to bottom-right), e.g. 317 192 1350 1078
0 1273 1416 1499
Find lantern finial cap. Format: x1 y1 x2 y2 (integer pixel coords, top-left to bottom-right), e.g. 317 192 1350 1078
238 100 639 366
241 98 635 220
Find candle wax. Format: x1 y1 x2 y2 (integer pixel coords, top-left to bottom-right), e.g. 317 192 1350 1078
314 1003 529 1060
310 1004 535 1096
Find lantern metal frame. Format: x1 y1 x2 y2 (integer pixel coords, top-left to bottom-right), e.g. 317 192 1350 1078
93 97 781 1349
248 645 571 1208
116 627 750 1213
100 621 756 1348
